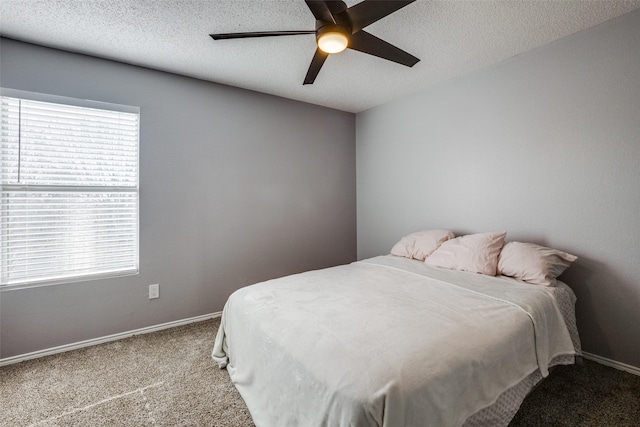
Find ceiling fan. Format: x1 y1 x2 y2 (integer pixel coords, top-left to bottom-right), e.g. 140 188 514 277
209 0 420 85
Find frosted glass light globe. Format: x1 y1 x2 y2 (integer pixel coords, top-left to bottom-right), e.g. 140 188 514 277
317 32 348 54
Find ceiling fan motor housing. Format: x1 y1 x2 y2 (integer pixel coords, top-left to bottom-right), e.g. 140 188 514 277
316 23 350 38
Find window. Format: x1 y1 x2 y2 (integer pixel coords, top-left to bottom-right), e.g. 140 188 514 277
1 89 139 287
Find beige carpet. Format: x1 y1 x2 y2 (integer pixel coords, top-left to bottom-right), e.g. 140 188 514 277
0 318 253 427
1 318 639 426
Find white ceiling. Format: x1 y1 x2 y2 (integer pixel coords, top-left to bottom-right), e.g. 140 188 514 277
1 1 639 113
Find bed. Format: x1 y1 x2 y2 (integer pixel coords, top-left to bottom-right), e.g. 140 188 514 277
212 254 581 427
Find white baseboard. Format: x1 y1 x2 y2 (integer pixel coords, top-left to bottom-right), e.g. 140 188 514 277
0 312 222 367
582 351 640 376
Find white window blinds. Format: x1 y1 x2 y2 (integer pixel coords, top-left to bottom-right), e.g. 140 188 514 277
1 90 139 287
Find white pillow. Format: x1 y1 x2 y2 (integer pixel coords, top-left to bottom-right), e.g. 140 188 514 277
390 229 454 261
497 242 578 286
424 231 507 276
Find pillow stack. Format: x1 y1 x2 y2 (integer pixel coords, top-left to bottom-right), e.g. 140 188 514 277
391 229 577 286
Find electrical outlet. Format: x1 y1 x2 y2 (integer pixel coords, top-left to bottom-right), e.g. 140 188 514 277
149 284 160 299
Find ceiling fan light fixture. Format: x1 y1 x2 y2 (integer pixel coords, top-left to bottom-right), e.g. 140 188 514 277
210 1 420 85
317 26 349 54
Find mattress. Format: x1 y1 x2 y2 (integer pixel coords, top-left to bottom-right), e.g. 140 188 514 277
212 255 580 427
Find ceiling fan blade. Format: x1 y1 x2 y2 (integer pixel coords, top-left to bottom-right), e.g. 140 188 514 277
303 48 329 85
348 30 419 67
344 0 416 33
305 0 336 24
210 30 315 40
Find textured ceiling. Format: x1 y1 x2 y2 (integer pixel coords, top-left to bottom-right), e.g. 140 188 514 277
1 0 639 113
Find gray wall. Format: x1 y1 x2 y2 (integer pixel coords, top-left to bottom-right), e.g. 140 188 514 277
0 38 356 359
356 10 640 368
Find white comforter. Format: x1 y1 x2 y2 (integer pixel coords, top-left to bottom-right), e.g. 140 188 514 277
212 256 576 427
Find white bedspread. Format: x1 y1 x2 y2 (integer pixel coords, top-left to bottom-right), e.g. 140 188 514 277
212 256 576 427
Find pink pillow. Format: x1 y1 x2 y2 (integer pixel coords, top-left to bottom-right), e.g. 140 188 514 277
498 242 578 286
390 229 454 261
424 232 507 276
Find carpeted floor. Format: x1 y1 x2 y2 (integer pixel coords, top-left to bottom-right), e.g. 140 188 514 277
1 318 638 426
510 354 640 426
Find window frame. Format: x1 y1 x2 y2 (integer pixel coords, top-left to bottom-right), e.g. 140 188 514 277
0 88 140 289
